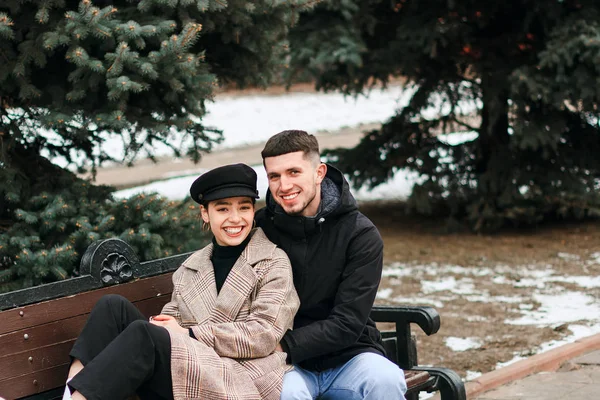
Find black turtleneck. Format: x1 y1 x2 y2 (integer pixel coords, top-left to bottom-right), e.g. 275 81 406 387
211 234 252 293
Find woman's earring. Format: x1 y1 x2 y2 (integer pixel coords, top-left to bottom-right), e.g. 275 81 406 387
202 221 211 232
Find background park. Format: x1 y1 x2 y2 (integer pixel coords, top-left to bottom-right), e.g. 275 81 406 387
1 0 600 397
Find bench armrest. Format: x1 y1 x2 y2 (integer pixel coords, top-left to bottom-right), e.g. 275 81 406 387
370 305 441 369
371 305 440 336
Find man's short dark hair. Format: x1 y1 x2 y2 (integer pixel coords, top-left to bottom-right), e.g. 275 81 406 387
261 130 321 164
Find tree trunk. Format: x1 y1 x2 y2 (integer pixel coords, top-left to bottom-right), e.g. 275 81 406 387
473 72 513 229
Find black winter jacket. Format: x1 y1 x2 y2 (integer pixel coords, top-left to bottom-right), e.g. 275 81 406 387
255 165 386 371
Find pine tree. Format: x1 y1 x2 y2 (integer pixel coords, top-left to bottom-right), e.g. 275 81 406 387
289 0 600 231
0 0 318 291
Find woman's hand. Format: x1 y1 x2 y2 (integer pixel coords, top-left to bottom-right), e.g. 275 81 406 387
149 314 188 336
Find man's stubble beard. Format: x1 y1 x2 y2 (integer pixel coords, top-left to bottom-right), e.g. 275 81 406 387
279 188 317 217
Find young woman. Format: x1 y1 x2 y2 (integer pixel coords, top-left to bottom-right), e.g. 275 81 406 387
63 163 300 400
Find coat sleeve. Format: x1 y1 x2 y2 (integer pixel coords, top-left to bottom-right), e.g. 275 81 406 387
281 224 383 364
190 251 299 359
160 267 183 324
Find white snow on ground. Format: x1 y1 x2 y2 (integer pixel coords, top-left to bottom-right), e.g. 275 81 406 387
205 88 414 149
421 276 475 295
557 252 580 261
465 371 483 381
375 287 393 300
445 337 483 352
587 252 600 265
507 292 600 326
380 256 600 380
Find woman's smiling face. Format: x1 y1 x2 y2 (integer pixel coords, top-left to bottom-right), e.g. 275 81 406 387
201 196 255 246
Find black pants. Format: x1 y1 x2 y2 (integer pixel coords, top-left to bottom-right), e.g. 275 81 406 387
69 294 174 400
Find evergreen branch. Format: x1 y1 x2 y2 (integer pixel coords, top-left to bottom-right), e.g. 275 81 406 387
94 27 112 37
106 43 129 75
180 23 203 49
0 13 15 40
213 0 227 8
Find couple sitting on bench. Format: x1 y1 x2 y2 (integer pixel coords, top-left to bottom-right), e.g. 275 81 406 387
62 130 407 400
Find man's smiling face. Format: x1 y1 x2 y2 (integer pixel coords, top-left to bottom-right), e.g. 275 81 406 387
264 151 326 217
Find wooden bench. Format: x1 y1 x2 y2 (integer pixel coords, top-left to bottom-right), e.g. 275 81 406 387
0 239 465 400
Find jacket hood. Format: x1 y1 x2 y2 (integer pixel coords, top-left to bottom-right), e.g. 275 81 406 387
264 164 358 238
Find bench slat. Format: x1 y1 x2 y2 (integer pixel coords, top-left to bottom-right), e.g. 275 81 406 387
405 370 431 390
0 341 74 382
0 315 86 356
0 295 171 381
0 363 70 400
0 274 173 335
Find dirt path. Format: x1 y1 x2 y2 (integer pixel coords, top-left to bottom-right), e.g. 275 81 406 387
86 123 378 189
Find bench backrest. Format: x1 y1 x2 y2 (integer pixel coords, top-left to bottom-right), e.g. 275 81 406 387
0 273 173 399
0 239 186 399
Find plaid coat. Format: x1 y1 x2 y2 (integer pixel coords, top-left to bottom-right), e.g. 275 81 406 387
161 228 299 400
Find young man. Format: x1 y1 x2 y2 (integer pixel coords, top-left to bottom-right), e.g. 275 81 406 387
256 130 407 399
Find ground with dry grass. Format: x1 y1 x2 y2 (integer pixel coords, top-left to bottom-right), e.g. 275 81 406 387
360 202 600 379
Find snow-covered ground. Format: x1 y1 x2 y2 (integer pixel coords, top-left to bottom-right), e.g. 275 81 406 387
380 259 600 375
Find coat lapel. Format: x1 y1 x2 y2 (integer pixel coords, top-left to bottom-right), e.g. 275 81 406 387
179 244 218 325
210 255 257 323
210 229 276 324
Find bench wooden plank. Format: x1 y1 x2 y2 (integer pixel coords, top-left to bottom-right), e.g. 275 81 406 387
0 341 74 382
0 364 70 399
0 274 173 335
405 370 431 390
0 285 173 399
0 315 86 356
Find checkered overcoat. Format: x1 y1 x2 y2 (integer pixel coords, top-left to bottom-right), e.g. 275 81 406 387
161 228 299 399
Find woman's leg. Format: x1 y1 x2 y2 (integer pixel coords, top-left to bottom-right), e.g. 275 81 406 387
68 319 173 400
69 294 147 365
67 294 173 400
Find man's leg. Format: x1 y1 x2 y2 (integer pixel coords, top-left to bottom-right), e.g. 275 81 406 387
280 365 320 400
320 353 407 400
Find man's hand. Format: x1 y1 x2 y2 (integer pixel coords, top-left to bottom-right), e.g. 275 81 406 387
149 314 188 335
275 343 283 352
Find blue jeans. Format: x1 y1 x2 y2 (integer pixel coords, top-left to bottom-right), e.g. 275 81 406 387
281 352 407 400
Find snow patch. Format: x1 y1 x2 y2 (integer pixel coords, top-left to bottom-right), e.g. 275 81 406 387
557 252 580 261
376 288 393 300
445 337 482 352
421 277 475 295
507 292 600 325
465 370 483 381
587 252 600 265
390 296 446 309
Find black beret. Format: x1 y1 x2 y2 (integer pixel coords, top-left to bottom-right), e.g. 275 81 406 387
190 163 259 204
